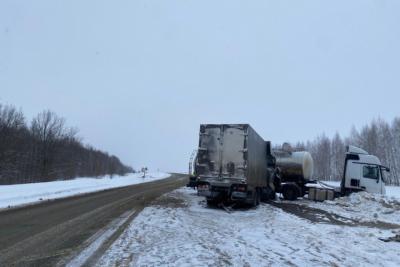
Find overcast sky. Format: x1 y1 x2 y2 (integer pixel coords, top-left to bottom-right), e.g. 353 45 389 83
1 0 399 172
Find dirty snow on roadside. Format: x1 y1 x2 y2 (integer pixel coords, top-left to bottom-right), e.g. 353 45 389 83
98 188 400 267
321 181 400 200
295 191 400 226
300 182 400 225
0 172 170 209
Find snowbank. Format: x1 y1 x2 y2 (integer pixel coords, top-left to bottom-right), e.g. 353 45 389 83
303 191 400 226
387 186 400 199
320 181 400 199
0 172 170 209
99 188 400 267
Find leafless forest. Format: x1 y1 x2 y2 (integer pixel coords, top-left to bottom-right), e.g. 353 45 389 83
293 118 400 185
0 103 133 185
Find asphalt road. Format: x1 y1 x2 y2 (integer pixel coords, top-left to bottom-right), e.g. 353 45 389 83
0 173 188 267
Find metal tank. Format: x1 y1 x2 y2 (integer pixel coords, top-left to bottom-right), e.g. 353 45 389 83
274 151 314 181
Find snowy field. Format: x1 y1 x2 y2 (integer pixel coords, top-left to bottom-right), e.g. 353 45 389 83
0 172 170 209
99 187 400 267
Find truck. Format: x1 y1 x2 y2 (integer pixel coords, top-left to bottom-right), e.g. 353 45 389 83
272 148 316 200
305 145 388 201
339 145 387 195
272 145 388 200
192 124 389 205
195 124 276 206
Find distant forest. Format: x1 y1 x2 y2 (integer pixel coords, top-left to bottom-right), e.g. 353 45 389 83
291 117 400 186
0 103 133 185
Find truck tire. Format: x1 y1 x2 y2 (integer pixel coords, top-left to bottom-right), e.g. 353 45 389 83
269 190 276 200
261 187 276 201
251 190 260 207
206 199 217 206
256 189 261 206
282 185 299 201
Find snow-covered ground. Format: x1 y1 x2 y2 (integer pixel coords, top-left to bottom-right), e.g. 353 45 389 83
300 191 400 226
320 181 400 199
0 172 170 209
387 186 400 199
99 188 400 267
291 181 400 226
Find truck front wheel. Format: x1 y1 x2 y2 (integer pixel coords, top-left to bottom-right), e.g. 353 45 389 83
282 185 299 201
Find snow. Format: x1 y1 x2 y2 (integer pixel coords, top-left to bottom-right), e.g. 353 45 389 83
386 186 400 199
294 181 400 226
66 209 137 267
99 188 400 267
297 191 400 226
0 172 170 209
320 181 400 199
321 181 341 187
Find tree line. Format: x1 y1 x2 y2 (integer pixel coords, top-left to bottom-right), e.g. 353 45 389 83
290 117 400 186
0 103 133 185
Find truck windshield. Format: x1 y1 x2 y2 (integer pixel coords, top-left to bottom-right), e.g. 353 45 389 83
363 165 379 180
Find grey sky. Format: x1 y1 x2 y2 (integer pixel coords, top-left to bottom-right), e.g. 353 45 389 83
1 1 399 172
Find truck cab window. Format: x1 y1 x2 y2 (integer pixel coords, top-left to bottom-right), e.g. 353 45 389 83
381 168 387 183
363 166 379 180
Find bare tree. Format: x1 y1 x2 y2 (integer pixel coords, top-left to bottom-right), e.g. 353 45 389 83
330 132 345 181
0 104 133 185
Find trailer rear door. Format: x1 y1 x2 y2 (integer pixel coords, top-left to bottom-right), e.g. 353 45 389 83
196 124 247 179
197 125 222 177
220 125 247 179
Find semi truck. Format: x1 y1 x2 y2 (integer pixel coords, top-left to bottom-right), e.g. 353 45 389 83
272 145 388 200
192 124 389 205
339 145 387 195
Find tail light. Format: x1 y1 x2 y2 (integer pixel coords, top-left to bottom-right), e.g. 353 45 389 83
198 184 209 190
234 185 247 192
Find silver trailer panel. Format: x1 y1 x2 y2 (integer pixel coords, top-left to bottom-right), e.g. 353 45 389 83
196 124 268 189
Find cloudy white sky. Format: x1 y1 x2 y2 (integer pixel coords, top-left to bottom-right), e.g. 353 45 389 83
1 1 399 172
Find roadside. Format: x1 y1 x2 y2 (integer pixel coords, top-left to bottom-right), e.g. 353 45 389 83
98 187 400 267
0 173 187 267
276 185 400 226
0 172 170 210
271 201 400 229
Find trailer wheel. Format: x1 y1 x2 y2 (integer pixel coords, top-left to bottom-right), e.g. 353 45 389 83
261 187 276 201
282 185 298 201
206 199 217 206
251 190 260 207
269 190 276 200
256 189 261 206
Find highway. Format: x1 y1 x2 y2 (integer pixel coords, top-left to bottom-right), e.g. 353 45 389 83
0 174 187 266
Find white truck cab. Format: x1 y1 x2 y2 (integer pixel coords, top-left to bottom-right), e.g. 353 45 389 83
341 146 388 195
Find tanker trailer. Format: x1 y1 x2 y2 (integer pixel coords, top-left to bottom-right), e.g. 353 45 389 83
273 149 316 200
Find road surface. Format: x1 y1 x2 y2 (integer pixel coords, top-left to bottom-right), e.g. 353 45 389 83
0 173 187 267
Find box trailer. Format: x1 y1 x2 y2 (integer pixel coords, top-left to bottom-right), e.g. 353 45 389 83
196 124 275 206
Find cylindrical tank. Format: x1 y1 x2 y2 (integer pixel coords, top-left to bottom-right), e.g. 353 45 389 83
274 151 314 181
